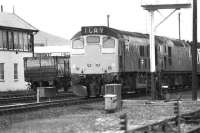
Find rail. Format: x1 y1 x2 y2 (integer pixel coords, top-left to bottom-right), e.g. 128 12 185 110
0 97 103 115
0 92 78 105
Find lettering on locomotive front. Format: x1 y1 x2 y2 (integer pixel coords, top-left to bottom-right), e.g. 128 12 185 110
82 26 104 35
81 26 118 38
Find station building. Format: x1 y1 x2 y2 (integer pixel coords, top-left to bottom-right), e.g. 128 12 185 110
0 12 38 91
34 31 70 57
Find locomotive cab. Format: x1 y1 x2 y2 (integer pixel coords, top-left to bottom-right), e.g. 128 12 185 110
71 26 120 97
71 36 118 74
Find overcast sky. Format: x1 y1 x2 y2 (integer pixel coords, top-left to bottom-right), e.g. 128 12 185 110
0 0 199 41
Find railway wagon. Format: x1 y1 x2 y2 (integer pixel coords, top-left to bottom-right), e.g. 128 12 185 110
70 26 198 97
24 56 71 92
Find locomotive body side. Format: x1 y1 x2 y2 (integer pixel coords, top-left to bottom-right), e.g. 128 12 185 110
120 34 192 73
119 33 193 93
160 39 191 72
118 33 150 93
158 39 192 90
122 34 150 72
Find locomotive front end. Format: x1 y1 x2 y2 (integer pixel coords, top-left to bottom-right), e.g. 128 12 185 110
70 26 120 97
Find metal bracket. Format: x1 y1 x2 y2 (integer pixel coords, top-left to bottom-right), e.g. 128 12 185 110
155 9 178 30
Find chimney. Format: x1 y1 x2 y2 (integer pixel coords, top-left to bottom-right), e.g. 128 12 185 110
107 14 110 28
13 6 15 14
1 5 3 12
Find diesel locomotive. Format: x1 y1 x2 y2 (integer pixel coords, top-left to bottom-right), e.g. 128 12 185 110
70 26 200 97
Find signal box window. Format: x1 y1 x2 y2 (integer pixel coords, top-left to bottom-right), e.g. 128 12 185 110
0 30 33 52
2 31 7 49
86 36 100 44
14 32 19 50
14 63 18 80
18 32 24 50
102 37 115 48
0 63 4 80
8 31 14 50
0 31 2 49
24 33 28 51
72 38 84 49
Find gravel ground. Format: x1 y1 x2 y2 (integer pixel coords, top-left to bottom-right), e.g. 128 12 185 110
0 99 200 133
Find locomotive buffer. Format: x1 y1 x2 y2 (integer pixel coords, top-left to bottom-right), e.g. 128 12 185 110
141 2 191 100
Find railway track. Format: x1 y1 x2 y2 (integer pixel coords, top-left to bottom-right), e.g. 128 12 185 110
0 91 145 116
0 91 35 98
0 95 35 105
0 91 141 105
127 101 200 133
0 92 78 105
0 85 191 105
0 97 103 116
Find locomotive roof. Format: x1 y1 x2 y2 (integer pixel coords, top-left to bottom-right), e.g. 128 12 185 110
72 26 189 47
71 26 148 39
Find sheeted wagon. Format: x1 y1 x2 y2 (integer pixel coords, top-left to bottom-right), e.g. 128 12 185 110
24 56 70 92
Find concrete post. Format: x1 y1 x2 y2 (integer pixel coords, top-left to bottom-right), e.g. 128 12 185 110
150 10 156 100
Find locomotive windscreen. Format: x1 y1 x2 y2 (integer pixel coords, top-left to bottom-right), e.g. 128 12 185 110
86 36 100 44
102 37 115 48
72 38 84 49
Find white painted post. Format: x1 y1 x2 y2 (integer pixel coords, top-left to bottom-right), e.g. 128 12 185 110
37 87 40 103
150 10 156 73
150 10 156 100
141 1 192 100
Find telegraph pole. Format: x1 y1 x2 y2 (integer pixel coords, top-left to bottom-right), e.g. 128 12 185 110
192 0 198 100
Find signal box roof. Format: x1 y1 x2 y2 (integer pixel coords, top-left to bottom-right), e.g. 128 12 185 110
0 12 38 32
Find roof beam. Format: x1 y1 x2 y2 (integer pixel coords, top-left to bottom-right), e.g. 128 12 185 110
141 3 191 10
